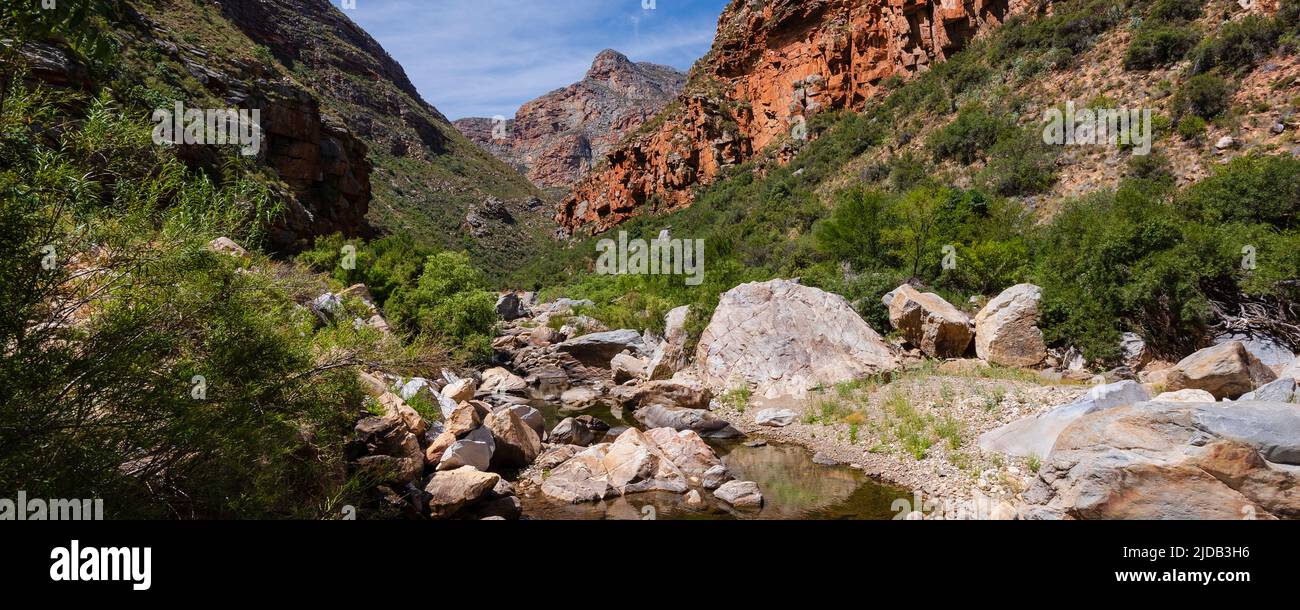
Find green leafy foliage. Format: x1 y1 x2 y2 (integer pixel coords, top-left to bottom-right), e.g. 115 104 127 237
929 104 1015 164
1124 24 1200 70
0 82 385 518
386 252 498 362
1174 73 1234 120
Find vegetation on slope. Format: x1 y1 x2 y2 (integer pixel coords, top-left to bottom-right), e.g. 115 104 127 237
517 0 1300 364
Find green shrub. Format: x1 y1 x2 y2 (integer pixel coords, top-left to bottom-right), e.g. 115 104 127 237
1176 114 1207 140
1180 154 1300 228
1190 15 1280 74
0 82 380 519
1124 24 1200 70
978 128 1057 196
387 251 498 361
929 104 1015 164
1149 0 1205 21
1174 73 1233 120
1126 151 1175 186
813 187 891 272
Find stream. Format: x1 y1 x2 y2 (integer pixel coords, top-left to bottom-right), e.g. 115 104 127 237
518 395 910 520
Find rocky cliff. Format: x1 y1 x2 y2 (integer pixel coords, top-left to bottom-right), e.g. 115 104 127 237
454 50 686 190
113 0 550 273
558 0 1022 235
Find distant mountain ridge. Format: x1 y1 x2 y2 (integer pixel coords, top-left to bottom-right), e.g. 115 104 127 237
455 49 686 190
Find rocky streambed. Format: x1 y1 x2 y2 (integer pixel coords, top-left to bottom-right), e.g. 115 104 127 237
342 278 1300 520
514 394 909 520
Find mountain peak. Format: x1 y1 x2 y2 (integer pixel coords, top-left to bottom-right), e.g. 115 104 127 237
586 48 635 80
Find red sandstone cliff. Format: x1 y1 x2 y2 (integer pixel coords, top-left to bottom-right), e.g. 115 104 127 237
558 0 1022 235
454 50 686 190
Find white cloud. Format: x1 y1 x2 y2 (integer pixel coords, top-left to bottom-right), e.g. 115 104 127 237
336 0 725 119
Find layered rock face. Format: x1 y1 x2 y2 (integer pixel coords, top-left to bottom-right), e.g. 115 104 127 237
1024 402 1300 520
208 0 548 268
455 50 686 189
77 5 377 250
218 0 451 160
558 0 1021 235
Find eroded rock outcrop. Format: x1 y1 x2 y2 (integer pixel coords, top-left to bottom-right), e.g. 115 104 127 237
558 0 1021 234
1023 402 1300 520
695 279 897 399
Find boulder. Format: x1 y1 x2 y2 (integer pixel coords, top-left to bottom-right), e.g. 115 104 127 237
441 378 477 403
471 495 522 520
611 353 648 384
484 408 542 469
310 293 344 324
701 464 732 490
1240 377 1297 403
498 404 545 438
437 426 495 472
1164 341 1277 400
887 285 974 357
444 403 482 438
540 427 728 503
535 444 582 470
684 489 706 509
646 305 691 380
621 379 713 410
1214 333 1296 372
550 417 597 447
1120 332 1152 371
435 392 460 420
1154 389 1218 403
540 445 613 503
424 431 457 465
527 326 561 347
479 367 528 395
694 279 897 400
714 480 764 509
1280 356 1300 382
556 329 645 366
644 427 725 481
633 404 741 438
424 467 501 519
560 386 602 411
207 237 249 258
495 293 531 321
395 377 440 404
365 314 393 335
974 284 1047 367
978 380 1149 459
754 408 797 427
601 428 690 495
348 416 425 485
1024 402 1300 519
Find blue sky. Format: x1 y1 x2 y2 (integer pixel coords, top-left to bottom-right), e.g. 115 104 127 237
332 0 731 120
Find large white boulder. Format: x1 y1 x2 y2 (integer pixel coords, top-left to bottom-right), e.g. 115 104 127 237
1023 401 1300 519
694 279 897 400
978 380 1150 459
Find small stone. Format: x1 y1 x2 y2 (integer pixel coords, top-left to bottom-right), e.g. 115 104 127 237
714 480 763 509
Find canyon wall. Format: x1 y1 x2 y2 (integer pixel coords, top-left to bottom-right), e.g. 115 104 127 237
558 0 1024 235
